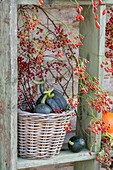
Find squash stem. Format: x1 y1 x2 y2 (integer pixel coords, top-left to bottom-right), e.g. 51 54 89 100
68 141 74 146
41 94 47 104
43 88 54 98
32 80 45 85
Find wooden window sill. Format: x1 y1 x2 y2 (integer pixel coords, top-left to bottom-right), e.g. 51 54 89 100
17 149 96 169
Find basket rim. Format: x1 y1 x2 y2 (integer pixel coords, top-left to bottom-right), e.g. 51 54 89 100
18 109 74 117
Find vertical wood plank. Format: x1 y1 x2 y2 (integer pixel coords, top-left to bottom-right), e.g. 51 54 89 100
18 0 51 5
17 0 113 5
74 159 100 170
76 4 106 169
0 0 17 170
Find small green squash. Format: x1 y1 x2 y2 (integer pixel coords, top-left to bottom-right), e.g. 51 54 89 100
68 136 85 153
34 103 52 114
34 89 53 114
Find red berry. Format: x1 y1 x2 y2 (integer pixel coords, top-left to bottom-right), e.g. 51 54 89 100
102 9 106 15
99 0 102 5
76 14 80 21
39 0 44 4
94 8 97 13
76 7 79 12
79 6 83 12
76 6 83 13
95 21 100 28
78 8 81 13
94 14 98 20
93 1 97 7
89 152 92 155
79 15 84 21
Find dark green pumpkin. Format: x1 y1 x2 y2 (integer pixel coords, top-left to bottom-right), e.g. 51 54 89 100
34 103 52 114
52 90 67 111
68 136 85 153
36 94 61 111
40 84 67 111
34 89 53 114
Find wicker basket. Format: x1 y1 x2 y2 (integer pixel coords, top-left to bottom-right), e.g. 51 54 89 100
18 109 73 159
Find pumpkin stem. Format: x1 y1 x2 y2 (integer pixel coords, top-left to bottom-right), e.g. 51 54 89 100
41 88 54 104
68 141 74 146
32 80 45 94
40 83 45 94
43 88 54 98
41 94 48 104
32 79 45 85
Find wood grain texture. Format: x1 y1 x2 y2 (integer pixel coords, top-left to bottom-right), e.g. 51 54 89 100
79 0 113 5
0 0 17 169
17 0 113 5
17 0 51 5
74 159 100 170
19 163 74 170
76 2 106 154
17 149 97 169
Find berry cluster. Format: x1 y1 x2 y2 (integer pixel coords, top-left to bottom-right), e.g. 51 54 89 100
93 0 106 28
17 6 84 111
104 8 113 74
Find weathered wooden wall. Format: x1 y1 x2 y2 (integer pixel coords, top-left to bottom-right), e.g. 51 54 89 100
0 0 17 170
76 4 106 157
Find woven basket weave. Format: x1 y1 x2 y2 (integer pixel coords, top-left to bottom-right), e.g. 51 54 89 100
18 109 73 159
